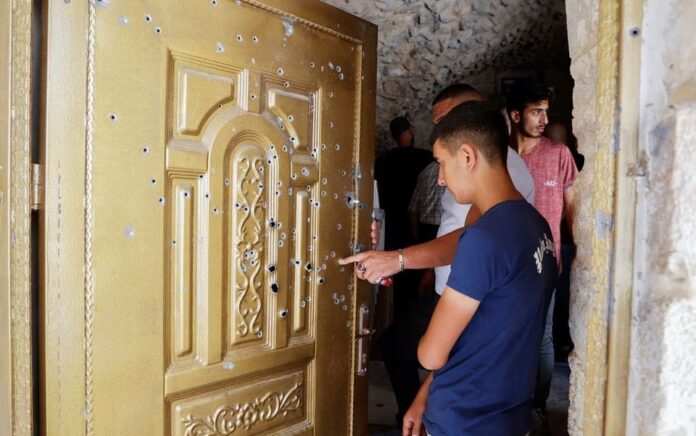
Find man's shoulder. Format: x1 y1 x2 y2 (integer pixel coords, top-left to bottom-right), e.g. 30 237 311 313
538 137 571 156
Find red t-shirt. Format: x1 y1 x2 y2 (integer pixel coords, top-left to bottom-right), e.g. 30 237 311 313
519 137 578 272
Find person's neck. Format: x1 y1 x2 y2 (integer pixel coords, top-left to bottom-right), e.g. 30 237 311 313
512 130 541 155
470 168 523 216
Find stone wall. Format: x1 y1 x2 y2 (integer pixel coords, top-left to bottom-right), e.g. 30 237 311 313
563 0 599 433
322 0 569 153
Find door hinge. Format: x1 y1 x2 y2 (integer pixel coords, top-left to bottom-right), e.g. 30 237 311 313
31 163 44 211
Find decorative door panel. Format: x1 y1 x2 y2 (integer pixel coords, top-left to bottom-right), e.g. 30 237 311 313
40 0 376 435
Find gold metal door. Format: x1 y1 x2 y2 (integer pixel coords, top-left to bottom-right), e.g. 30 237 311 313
41 1 376 434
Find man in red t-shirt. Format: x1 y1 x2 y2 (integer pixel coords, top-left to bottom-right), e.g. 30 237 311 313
507 81 579 418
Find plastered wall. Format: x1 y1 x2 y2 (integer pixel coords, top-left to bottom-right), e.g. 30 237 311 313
566 0 696 434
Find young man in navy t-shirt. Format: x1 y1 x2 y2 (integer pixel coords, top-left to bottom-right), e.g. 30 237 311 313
413 101 557 436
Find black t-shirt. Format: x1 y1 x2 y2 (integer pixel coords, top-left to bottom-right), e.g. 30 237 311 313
374 147 433 249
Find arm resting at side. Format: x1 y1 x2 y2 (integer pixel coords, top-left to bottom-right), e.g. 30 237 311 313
418 287 480 371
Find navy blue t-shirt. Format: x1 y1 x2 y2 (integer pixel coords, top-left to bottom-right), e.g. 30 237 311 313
423 200 556 436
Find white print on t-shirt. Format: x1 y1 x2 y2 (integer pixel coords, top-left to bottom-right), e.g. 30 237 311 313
544 179 558 188
534 233 556 274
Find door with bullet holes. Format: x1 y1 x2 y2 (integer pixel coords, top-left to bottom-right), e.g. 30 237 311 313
40 0 376 434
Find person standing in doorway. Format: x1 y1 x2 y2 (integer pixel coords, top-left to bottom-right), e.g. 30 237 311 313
507 81 579 418
374 116 433 427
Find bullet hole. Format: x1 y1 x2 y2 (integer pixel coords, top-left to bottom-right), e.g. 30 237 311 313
328 62 335 69
330 251 336 258
243 206 249 212
236 34 243 42
119 16 129 26
322 178 328 185
629 27 640 37
335 144 341 151
336 223 342 230
321 144 327 150
300 301 306 308
268 264 276 273
288 115 294 122
158 197 165 205
250 93 257 100
329 121 334 128
234 202 241 209
321 191 327 197
291 173 297 180
309 61 315 68
346 321 352 327
278 240 284 247
213 207 220 214
305 262 313 271
277 68 284 76
252 35 259 43
339 73 345 81
307 296 313 302
301 167 309 176
282 145 288 152
342 305 347 311
279 309 288 318
154 26 162 34
339 267 345 272
150 178 156 186
332 292 337 299
336 65 342 73
124 224 136 239
318 277 325 284
291 229 296 235
171 239 176 245
183 191 189 198
108 113 118 122
341 170 347 176
271 283 279 293
224 178 230 186
276 221 282 229
328 91 334 98
257 331 263 338
269 218 276 228
340 294 346 302
290 136 297 143
292 259 301 266
333 193 339 200
333 298 340 305
284 81 290 88
216 42 224 53
282 19 294 37
199 174 204 179
211 0 217 5
205 193 210 199
144 14 152 22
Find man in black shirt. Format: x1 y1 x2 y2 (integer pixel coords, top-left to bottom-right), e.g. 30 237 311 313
374 117 433 426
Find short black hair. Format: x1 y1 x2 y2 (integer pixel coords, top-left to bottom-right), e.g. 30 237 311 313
429 101 509 166
389 116 412 139
432 83 481 106
505 80 553 114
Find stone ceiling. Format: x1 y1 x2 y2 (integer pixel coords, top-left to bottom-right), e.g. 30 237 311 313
321 0 569 152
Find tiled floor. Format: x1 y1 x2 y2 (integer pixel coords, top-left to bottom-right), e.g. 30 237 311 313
368 361 570 436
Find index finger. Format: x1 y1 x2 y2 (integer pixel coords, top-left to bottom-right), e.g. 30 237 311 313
338 252 368 265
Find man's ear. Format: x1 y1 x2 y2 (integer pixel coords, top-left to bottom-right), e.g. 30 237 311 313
509 110 521 124
458 143 477 169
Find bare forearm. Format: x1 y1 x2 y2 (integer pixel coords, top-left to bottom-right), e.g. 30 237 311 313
403 228 463 270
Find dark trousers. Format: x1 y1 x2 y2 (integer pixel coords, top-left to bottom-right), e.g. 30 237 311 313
378 270 438 424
